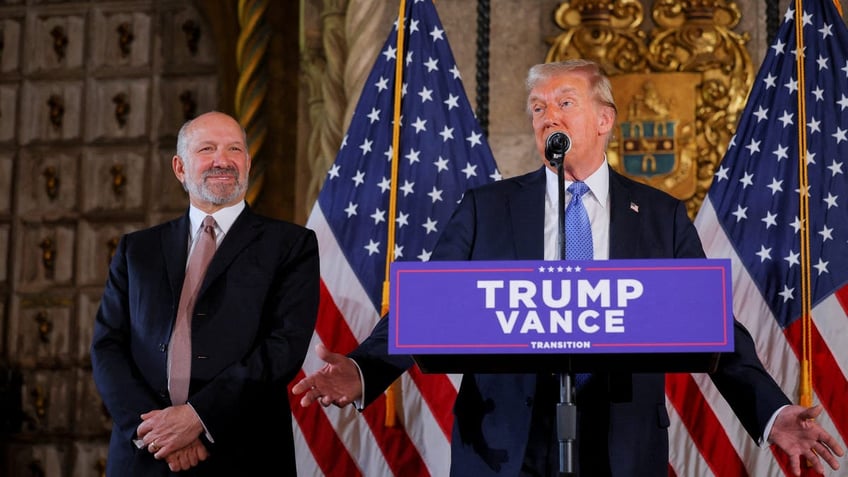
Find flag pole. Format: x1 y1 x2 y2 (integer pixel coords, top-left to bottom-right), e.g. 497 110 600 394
793 0 813 408
381 0 408 428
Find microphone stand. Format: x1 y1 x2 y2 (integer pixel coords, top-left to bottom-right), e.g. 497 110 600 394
547 133 577 477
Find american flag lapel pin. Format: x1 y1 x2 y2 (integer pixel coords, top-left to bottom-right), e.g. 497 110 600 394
630 202 639 213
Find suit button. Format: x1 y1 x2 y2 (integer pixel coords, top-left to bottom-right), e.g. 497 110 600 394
525 397 533 406
158 343 166 352
159 391 167 399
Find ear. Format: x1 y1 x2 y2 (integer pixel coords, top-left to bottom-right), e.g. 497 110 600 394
172 155 185 182
597 105 616 136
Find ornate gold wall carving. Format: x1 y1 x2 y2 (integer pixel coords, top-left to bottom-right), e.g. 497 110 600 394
546 0 753 217
301 0 347 219
235 0 271 205
299 0 387 218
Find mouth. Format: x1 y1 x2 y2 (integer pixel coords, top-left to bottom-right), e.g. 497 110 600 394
203 168 239 183
205 175 236 182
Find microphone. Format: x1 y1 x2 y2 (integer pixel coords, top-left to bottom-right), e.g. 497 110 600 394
544 131 571 167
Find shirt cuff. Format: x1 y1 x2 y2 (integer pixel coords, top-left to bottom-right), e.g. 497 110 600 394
759 404 790 446
187 402 216 444
350 358 366 412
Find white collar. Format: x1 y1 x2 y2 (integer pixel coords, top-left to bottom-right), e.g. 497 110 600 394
188 201 246 238
544 159 610 208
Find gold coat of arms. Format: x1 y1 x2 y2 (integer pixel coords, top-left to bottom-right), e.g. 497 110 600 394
609 73 700 201
546 0 754 218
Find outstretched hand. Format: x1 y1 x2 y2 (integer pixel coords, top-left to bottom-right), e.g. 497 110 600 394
769 404 844 476
291 343 363 408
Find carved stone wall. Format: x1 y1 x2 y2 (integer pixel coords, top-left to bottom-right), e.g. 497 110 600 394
0 1 220 475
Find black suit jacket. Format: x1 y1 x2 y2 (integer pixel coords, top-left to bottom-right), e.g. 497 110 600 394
91 206 320 476
351 166 790 476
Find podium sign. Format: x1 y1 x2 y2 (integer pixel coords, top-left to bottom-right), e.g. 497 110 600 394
389 259 733 355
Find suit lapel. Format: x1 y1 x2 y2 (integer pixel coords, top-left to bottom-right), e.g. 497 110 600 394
163 213 191 305
199 207 263 295
608 168 641 259
510 167 546 260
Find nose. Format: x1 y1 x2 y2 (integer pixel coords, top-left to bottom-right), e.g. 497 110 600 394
541 106 559 129
210 149 230 166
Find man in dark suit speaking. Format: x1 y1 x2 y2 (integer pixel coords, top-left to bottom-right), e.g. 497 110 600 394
292 60 843 476
92 111 320 475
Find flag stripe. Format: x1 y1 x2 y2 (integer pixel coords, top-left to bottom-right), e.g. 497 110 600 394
360 397 431 475
666 373 748 476
316 280 363 354
667 400 714 476
784 314 848 438
405 366 455 439
289 369 363 477
667 463 680 477
813 294 848 387
836 283 848 313
394 373 453 476
770 447 798 477
817 290 848 379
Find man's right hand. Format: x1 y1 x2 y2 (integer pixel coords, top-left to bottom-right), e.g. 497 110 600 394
291 343 363 408
165 438 209 472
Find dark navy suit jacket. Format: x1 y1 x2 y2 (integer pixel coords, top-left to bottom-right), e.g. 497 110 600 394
91 206 319 476
351 166 790 476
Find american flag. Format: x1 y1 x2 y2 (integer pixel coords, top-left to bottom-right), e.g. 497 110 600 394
290 0 500 475
669 0 848 475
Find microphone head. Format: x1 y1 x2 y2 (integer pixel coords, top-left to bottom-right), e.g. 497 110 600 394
544 131 571 167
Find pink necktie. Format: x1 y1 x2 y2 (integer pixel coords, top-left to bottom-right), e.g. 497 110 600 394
168 215 217 405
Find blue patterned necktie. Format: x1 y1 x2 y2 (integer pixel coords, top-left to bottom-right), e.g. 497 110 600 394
566 182 593 391
565 182 593 260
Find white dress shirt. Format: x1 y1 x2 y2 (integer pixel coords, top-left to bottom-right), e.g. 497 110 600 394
544 161 610 261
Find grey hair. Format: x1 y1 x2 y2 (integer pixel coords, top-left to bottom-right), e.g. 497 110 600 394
175 119 194 161
525 59 618 117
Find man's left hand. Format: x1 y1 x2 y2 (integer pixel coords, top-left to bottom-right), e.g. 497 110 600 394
137 404 203 459
769 404 844 476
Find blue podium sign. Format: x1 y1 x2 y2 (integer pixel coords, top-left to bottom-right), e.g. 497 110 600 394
388 259 733 355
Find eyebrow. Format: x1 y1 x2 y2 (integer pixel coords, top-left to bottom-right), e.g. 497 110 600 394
529 85 579 103
195 139 245 147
